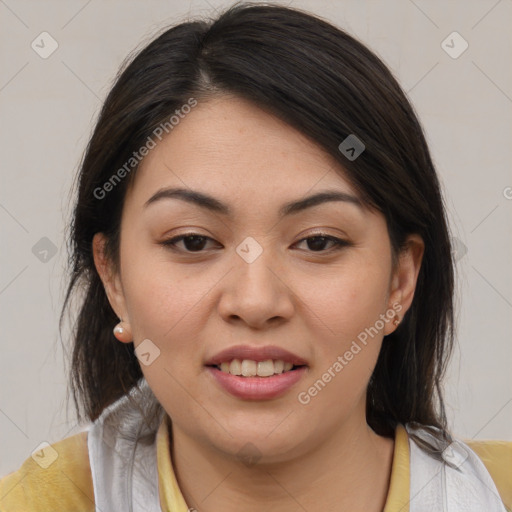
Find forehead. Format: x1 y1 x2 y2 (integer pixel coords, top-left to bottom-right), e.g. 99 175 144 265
125 95 358 210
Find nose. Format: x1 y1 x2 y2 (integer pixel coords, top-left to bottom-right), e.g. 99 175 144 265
217 240 295 329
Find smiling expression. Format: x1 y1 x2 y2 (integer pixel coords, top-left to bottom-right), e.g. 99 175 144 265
93 94 422 463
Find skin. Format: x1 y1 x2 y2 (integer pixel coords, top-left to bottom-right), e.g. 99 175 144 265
93 95 424 511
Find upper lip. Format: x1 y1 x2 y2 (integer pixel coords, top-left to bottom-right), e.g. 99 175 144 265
205 345 308 367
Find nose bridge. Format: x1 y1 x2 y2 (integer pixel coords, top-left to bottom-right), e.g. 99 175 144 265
234 235 280 295
218 235 294 325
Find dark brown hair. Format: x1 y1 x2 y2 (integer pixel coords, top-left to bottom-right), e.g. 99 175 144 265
61 1 455 438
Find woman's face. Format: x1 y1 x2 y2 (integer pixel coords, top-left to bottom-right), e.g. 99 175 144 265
94 95 422 463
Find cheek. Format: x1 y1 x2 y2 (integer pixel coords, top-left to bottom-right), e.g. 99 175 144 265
304 250 391 348
297 249 391 407
119 237 210 353
119 245 212 421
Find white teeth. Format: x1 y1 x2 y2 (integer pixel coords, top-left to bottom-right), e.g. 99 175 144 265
274 360 284 374
257 359 274 377
241 359 257 377
217 359 298 377
229 359 242 375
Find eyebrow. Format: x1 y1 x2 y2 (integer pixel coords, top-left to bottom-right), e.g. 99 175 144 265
143 187 364 218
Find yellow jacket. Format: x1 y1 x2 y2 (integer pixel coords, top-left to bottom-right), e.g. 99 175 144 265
0 414 511 511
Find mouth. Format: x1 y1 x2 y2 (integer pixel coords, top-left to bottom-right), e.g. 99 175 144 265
206 359 306 377
204 345 308 400
205 358 308 400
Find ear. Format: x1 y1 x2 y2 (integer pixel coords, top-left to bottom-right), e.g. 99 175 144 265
384 234 424 335
92 232 129 323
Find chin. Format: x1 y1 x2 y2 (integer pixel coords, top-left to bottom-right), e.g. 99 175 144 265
204 422 309 465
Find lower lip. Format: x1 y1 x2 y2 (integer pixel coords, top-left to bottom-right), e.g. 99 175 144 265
206 366 307 400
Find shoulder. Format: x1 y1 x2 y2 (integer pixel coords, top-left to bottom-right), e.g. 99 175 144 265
464 437 512 510
0 430 94 512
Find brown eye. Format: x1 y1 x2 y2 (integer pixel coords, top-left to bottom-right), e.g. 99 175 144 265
161 233 216 252
295 234 350 253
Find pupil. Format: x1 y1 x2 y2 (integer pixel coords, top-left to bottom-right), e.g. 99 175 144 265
308 236 328 251
184 235 207 251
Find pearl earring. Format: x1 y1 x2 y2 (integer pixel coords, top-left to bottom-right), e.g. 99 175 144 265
113 323 125 336
113 318 131 342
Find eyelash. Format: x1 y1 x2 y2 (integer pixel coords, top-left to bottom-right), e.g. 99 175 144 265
160 232 351 254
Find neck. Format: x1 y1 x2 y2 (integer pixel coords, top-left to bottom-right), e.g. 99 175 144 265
169 413 395 512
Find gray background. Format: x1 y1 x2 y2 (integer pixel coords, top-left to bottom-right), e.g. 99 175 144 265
1 0 511 476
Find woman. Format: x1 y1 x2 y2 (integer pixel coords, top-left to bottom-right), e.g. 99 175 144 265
1 2 510 511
